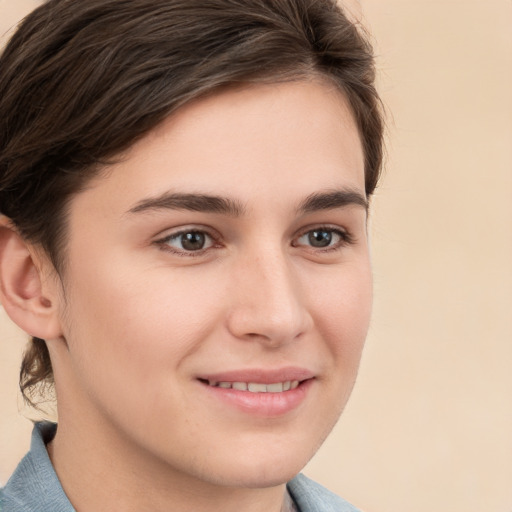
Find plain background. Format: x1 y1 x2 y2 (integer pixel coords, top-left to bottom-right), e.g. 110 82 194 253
1 1 511 511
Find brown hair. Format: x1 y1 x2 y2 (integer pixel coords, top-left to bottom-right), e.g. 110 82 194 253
0 0 383 407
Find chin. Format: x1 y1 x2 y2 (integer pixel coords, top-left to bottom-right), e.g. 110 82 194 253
191 433 323 489
206 461 303 490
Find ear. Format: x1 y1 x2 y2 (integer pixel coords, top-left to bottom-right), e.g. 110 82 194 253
0 218 63 340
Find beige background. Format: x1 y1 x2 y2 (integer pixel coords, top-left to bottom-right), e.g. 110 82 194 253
1 1 511 511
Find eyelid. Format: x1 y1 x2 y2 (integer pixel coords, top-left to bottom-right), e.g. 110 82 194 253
153 223 219 241
292 225 355 250
151 223 355 258
153 225 222 256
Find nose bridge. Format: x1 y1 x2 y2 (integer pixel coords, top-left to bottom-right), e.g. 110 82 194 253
227 245 311 345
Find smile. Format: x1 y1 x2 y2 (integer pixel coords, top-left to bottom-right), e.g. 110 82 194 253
206 380 300 392
199 376 313 416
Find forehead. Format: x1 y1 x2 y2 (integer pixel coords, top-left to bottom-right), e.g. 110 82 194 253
74 80 365 217
147 79 362 172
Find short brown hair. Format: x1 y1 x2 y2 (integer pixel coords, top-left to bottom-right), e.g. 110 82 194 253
0 0 383 407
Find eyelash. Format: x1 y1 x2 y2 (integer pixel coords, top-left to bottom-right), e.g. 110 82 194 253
155 228 219 257
293 225 355 252
154 225 355 257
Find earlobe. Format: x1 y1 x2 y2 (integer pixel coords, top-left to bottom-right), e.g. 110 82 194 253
0 219 62 340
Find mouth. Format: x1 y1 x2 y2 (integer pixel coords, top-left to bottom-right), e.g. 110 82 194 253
199 379 302 393
196 369 314 416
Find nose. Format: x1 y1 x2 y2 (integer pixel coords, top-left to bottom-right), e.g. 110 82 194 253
226 250 313 347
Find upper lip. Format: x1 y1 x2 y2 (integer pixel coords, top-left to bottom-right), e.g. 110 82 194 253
197 367 315 384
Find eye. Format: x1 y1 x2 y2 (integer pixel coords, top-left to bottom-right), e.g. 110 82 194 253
295 227 352 249
158 229 215 253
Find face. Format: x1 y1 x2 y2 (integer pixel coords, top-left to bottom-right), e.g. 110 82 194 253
49 80 372 489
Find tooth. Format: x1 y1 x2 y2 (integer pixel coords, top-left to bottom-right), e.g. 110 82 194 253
248 383 267 393
211 380 297 392
267 382 284 393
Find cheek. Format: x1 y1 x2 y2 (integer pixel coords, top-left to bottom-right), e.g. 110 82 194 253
60 256 227 396
294 261 372 450
310 261 372 364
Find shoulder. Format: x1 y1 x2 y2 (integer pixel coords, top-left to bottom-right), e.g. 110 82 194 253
287 473 361 512
1 422 75 512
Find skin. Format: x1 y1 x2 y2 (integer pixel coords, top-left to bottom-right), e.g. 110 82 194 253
2 80 372 512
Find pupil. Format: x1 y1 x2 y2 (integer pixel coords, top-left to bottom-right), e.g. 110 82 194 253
181 232 205 251
308 230 331 247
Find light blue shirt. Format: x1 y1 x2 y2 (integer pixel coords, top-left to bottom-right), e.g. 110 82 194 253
1 423 360 512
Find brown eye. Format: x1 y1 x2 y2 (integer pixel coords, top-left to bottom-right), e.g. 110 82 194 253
163 230 213 252
180 232 206 251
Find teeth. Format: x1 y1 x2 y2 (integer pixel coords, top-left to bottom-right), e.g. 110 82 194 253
267 382 284 392
248 383 268 393
207 380 299 393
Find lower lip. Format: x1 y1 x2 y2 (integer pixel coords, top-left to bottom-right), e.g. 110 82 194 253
199 379 314 417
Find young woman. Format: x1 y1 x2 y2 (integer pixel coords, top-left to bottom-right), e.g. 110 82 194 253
0 1 383 510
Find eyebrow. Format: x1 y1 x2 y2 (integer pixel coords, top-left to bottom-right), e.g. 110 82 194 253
127 188 367 217
297 189 368 214
128 192 246 217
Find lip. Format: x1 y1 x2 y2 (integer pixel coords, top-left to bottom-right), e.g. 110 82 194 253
196 367 315 417
197 367 315 384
